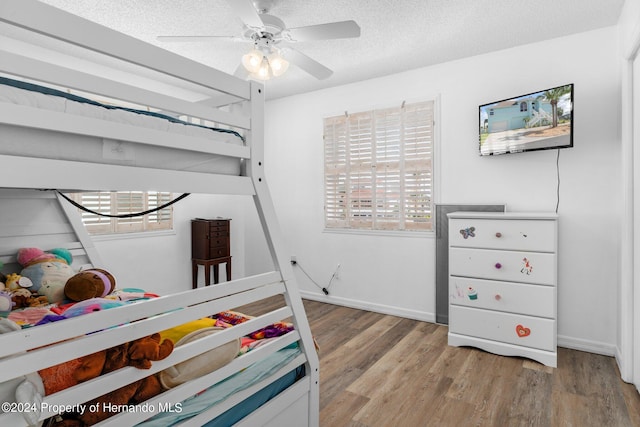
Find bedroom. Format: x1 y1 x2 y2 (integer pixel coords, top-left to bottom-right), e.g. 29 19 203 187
1 0 640 426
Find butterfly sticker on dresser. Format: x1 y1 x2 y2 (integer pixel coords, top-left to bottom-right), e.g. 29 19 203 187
460 227 476 239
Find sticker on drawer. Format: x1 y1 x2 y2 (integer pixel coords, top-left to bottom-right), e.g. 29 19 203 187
516 324 531 338
451 284 479 301
460 226 476 239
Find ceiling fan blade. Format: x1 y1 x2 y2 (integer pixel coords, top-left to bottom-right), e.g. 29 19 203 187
282 47 333 80
157 35 239 42
287 20 360 41
225 0 264 29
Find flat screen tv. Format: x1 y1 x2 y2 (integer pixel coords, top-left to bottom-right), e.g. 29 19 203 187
479 83 573 156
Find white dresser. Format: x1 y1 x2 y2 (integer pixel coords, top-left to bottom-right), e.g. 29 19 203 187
447 211 558 367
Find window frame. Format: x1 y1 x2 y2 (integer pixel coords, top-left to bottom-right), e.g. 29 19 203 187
323 98 437 234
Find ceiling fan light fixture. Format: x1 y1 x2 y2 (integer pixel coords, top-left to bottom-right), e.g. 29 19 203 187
242 49 263 73
253 56 272 80
268 52 289 77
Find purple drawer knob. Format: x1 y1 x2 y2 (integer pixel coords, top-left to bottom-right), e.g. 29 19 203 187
495 232 502 238
495 262 502 269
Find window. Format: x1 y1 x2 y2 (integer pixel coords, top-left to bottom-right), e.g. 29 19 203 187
67 191 174 235
324 100 434 232
520 101 528 112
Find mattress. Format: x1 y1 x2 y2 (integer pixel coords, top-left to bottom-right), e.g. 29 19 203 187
0 77 245 175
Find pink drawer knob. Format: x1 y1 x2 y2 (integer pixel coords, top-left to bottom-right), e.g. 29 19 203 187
495 262 502 269
495 232 502 238
495 294 502 301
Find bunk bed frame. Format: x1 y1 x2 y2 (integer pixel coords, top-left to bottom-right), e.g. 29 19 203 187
0 1 319 426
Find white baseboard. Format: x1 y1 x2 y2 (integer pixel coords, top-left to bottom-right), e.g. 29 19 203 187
615 345 632 383
556 335 616 357
301 291 616 357
299 290 435 323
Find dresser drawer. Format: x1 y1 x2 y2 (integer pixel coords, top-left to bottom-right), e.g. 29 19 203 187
449 305 555 351
449 218 556 252
208 220 229 228
209 247 229 258
209 222 229 232
450 247 556 285
208 229 229 239
449 277 554 318
209 236 228 248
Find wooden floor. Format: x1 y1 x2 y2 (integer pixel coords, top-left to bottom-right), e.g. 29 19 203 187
237 297 640 426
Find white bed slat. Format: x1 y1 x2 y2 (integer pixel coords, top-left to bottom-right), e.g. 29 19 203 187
180 355 308 427
0 271 281 358
0 243 84 263
0 0 250 100
0 222 72 239
96 332 301 426
156 307 293 373
0 51 250 130
0 154 255 194
0 104 249 159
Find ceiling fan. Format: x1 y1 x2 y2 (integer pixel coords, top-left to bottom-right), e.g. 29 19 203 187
157 0 361 80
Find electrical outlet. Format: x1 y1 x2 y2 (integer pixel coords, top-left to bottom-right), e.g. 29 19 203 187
290 255 297 265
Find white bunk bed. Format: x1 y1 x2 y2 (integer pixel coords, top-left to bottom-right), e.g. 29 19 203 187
0 1 319 426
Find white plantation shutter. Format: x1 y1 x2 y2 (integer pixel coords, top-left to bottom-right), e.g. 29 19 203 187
324 100 434 231
77 192 112 234
69 191 173 234
147 191 173 230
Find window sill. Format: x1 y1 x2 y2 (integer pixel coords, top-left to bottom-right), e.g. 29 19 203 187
89 229 176 242
322 228 434 238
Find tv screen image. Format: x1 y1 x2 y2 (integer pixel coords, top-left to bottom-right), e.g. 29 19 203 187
479 83 573 156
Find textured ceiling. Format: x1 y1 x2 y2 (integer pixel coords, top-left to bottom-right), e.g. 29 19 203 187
38 0 625 100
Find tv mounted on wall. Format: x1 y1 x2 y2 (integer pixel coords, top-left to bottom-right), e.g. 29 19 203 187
479 83 573 156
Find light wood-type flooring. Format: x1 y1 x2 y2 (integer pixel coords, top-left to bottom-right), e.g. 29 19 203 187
236 296 640 426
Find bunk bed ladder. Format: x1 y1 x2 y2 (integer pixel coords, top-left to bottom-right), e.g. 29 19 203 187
246 81 321 427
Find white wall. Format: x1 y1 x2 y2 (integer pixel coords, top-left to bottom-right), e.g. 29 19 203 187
256 26 622 354
93 193 247 297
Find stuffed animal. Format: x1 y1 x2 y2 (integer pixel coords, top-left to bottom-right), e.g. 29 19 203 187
64 269 116 302
8 290 49 309
9 288 32 309
5 273 34 292
42 333 173 426
17 248 74 304
0 291 15 314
